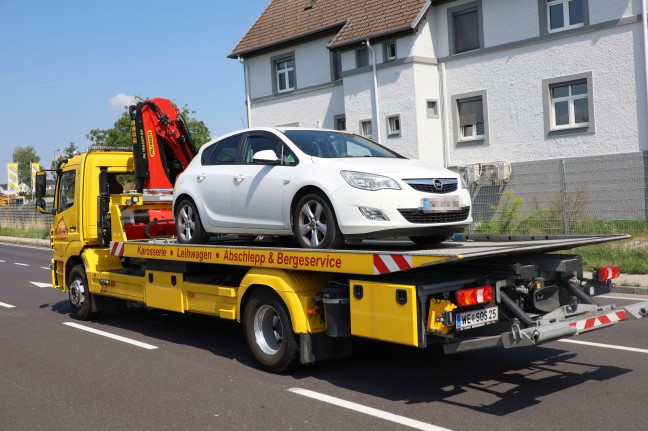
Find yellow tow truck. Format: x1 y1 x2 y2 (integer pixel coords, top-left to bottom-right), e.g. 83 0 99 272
34 146 648 373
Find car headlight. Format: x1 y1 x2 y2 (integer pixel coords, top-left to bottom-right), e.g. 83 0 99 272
341 171 400 191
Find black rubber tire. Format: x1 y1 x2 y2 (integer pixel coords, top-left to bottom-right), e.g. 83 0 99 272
68 265 95 320
175 199 209 244
292 192 344 249
409 234 450 247
243 290 299 374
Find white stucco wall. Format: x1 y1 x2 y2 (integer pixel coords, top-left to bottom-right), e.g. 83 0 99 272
589 0 639 23
444 21 645 165
484 0 539 46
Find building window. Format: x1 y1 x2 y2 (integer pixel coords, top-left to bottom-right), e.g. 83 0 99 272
426 100 439 118
360 120 373 139
334 115 346 131
384 41 396 62
331 50 342 81
356 48 369 68
271 53 296 94
448 2 481 54
543 72 594 135
386 115 401 137
547 0 584 32
451 90 488 143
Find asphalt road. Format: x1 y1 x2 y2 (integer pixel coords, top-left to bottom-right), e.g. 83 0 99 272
1 243 647 431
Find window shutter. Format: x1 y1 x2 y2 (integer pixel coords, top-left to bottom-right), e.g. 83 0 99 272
459 98 483 126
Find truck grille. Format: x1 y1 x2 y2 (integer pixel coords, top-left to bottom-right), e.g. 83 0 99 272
404 179 458 194
398 207 470 224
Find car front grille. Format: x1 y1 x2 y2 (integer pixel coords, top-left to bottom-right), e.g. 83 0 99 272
404 179 458 194
398 207 470 224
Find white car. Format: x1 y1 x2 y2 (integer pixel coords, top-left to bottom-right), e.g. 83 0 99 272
173 127 472 249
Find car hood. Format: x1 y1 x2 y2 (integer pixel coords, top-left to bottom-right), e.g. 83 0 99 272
312 157 458 180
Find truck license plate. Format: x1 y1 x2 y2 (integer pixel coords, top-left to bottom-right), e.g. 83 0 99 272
455 306 499 331
420 196 460 213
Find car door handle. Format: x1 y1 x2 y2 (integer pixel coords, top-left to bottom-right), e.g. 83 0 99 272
198 174 205 180
235 174 245 182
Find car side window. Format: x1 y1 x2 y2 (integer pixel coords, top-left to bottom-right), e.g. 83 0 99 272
203 135 242 165
243 135 280 164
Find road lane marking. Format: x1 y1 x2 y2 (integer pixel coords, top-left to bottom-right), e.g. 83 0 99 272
29 282 53 288
63 322 158 350
558 339 648 354
601 295 646 301
288 388 452 431
0 260 5 263
41 267 50 270
0 302 16 308
14 263 29 266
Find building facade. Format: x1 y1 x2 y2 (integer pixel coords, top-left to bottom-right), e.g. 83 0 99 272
230 0 648 230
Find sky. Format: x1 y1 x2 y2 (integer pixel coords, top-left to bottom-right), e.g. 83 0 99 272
0 0 270 184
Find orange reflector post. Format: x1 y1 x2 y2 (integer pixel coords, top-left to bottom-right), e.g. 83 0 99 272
456 286 494 307
598 265 620 281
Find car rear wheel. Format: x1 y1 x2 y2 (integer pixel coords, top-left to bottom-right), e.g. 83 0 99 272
175 199 209 244
293 192 344 249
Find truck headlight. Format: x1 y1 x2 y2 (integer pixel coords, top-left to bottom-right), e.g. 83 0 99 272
341 171 400 191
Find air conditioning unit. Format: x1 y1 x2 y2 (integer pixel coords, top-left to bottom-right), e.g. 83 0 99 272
465 163 483 184
484 161 512 183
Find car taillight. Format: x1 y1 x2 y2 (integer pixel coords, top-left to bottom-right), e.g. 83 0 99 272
597 265 620 281
456 286 493 307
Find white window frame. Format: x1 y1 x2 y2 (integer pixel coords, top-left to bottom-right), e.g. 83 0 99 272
451 90 488 145
271 53 296 94
542 72 594 136
386 115 401 137
360 120 373 140
458 98 484 140
384 41 396 62
447 1 483 55
546 0 584 33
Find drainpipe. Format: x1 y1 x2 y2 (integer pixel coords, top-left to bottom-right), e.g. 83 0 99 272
365 39 382 144
238 56 252 128
440 62 450 168
643 0 648 118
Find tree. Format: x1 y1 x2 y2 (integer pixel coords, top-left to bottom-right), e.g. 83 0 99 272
86 98 211 149
51 142 79 171
12 145 41 188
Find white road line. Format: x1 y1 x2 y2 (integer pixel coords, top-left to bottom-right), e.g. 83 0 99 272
63 322 158 350
30 282 53 288
601 295 646 301
558 339 648 354
0 260 5 263
288 388 452 431
41 267 50 270
14 263 29 266
0 302 16 308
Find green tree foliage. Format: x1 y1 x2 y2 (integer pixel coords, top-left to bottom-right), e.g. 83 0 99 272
86 98 211 149
12 145 41 186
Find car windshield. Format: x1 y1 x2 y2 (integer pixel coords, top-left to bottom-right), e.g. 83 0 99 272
282 130 405 159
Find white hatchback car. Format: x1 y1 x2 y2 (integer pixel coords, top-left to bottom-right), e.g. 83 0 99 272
173 128 472 249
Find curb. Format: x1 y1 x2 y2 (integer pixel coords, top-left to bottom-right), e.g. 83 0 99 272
0 236 50 248
611 284 648 296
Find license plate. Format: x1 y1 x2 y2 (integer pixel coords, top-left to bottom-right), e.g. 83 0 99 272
420 196 460 213
455 306 499 331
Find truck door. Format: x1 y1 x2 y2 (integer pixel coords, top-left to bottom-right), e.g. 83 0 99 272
52 169 81 263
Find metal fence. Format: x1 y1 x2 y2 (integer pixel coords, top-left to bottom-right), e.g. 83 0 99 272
0 204 52 232
460 152 648 236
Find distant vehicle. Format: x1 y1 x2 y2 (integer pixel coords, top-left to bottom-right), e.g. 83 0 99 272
173 127 472 248
0 194 25 207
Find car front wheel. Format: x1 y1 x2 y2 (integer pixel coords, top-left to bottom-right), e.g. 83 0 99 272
292 192 343 249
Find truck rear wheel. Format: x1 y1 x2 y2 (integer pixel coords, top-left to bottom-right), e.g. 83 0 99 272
68 265 95 320
243 290 299 374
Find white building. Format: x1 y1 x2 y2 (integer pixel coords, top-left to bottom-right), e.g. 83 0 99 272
230 0 648 225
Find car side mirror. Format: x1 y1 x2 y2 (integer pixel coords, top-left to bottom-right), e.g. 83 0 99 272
252 150 280 164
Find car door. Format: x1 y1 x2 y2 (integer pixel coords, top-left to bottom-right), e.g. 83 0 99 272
195 134 243 228
229 132 294 230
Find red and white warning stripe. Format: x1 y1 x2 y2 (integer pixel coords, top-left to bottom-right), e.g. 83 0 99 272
373 254 412 275
569 309 627 332
110 241 125 257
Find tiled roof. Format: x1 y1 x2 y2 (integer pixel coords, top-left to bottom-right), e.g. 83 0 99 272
229 0 430 58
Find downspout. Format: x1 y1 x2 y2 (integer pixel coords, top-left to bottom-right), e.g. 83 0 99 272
365 38 382 144
440 62 450 168
238 56 252 128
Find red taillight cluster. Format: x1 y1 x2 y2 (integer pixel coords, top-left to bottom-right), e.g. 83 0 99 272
456 286 493 307
597 265 620 281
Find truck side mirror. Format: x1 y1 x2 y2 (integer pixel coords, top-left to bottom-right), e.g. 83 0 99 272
34 172 51 214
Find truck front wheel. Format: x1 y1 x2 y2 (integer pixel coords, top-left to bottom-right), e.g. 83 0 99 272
68 265 95 320
243 290 299 374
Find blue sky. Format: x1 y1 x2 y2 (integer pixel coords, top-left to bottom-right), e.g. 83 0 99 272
0 0 270 183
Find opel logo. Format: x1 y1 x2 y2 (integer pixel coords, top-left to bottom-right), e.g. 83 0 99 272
433 179 443 190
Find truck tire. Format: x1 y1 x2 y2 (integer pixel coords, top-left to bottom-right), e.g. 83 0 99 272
175 199 209 244
292 192 344 249
68 265 95 320
243 290 299 374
